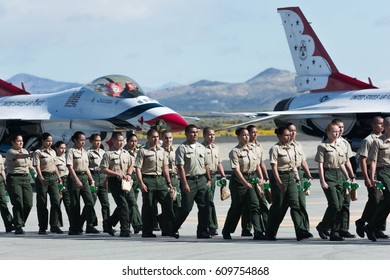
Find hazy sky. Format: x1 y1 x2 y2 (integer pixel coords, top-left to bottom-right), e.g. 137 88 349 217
1 0 389 88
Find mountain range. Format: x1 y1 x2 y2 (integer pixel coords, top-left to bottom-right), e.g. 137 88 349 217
6 68 299 112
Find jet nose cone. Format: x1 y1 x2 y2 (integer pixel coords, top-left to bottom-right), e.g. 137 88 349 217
159 113 188 132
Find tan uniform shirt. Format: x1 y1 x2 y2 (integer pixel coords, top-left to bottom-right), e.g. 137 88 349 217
338 137 353 164
88 148 105 171
164 146 177 175
359 133 380 165
251 140 264 164
134 143 167 175
269 142 296 171
56 155 68 177
203 142 222 173
230 144 258 173
33 148 57 173
315 142 346 168
100 149 132 176
175 141 210 177
368 134 390 167
290 140 306 167
66 147 89 172
6 148 31 174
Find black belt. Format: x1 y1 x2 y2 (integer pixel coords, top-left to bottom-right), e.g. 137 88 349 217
90 170 102 174
8 173 28 177
242 172 254 177
324 168 340 171
42 171 56 176
377 166 390 170
75 171 87 175
186 174 205 181
143 174 162 178
278 170 293 174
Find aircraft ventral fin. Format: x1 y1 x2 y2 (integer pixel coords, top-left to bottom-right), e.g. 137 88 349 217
0 79 30 96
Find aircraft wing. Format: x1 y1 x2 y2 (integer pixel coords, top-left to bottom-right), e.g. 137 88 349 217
215 102 390 131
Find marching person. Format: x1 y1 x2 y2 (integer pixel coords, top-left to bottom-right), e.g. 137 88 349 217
332 118 356 238
162 130 181 215
0 154 14 233
355 116 388 239
135 128 174 237
66 131 99 235
101 132 134 237
125 133 142 233
286 122 313 236
265 126 310 241
240 125 269 237
171 124 212 239
222 127 264 240
33 132 62 235
54 140 71 232
83 133 111 233
364 116 390 242
315 123 350 241
5 134 34 234
202 127 226 236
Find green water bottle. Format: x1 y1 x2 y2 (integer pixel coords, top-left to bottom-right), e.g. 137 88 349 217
250 177 259 186
263 180 270 190
351 183 359 190
343 180 351 196
303 178 311 190
90 185 97 193
29 168 37 179
5 191 10 203
216 178 227 188
376 181 384 190
296 182 304 191
58 184 65 192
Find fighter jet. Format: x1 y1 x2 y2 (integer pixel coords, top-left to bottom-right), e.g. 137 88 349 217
0 74 188 150
215 7 388 150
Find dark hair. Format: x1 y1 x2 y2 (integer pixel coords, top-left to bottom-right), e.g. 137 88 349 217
274 126 289 136
111 132 123 140
203 127 213 135
41 132 52 141
285 122 294 128
246 125 257 132
147 128 159 138
235 127 247 136
185 124 198 133
331 118 343 124
126 133 137 142
10 134 23 143
54 141 66 148
89 133 101 142
71 131 85 142
326 123 340 133
161 130 172 138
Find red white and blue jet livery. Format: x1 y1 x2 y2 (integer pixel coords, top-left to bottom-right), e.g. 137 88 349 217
215 7 388 150
0 74 188 150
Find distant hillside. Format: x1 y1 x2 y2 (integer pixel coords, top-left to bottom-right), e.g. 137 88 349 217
7 73 82 94
5 68 299 111
146 68 298 111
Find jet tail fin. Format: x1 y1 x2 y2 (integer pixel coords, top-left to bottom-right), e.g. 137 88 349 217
0 79 30 96
278 7 377 92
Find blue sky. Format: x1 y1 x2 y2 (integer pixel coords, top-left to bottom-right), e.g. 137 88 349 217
0 0 389 89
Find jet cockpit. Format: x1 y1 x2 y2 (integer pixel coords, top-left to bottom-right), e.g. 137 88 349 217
84 74 145 98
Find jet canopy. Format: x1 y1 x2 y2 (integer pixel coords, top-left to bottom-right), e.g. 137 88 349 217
84 74 145 98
